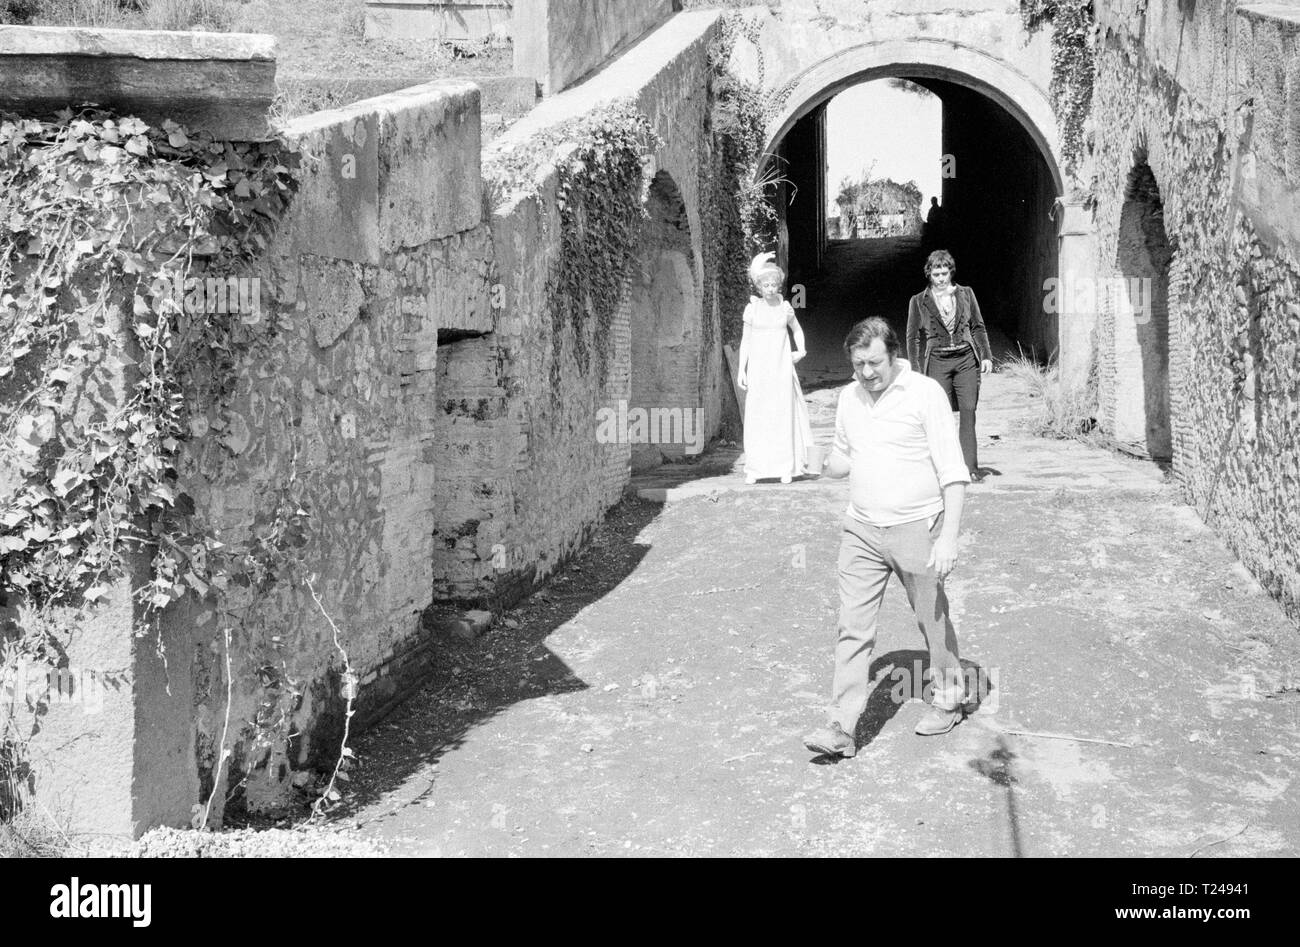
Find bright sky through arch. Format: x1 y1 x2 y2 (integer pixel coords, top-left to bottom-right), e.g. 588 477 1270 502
825 80 943 214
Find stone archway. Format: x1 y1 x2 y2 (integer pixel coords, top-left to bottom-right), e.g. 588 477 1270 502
762 39 1066 194
1110 160 1174 461
628 170 702 471
757 40 1072 365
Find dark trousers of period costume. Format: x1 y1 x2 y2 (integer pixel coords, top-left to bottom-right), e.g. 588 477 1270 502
926 347 981 474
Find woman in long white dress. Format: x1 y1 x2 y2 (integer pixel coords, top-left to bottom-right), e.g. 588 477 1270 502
736 253 814 483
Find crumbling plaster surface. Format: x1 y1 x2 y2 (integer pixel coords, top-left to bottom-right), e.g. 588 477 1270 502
1090 0 1300 621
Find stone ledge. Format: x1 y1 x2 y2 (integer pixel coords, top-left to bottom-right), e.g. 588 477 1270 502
491 10 721 155
513 0 676 95
0 24 275 59
364 0 512 43
278 80 483 262
0 25 276 140
278 74 539 116
1237 3 1300 31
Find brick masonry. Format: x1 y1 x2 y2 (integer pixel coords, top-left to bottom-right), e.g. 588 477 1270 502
1091 0 1300 621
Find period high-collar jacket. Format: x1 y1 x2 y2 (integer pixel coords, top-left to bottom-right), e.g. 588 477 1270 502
905 283 994 374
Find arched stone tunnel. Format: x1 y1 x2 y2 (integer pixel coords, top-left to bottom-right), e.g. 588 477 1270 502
762 61 1064 381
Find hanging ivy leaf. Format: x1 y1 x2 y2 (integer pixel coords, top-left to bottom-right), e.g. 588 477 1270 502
1 105 299 634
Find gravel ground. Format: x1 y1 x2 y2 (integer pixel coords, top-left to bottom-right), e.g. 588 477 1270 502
333 369 1300 857
127 825 388 858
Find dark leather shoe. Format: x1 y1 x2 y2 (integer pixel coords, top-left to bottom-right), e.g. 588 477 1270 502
915 705 965 736
803 722 857 758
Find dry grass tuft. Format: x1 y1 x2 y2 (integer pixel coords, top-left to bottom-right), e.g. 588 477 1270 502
0 800 78 858
20 0 126 26
139 0 240 31
4 0 244 29
999 352 1099 441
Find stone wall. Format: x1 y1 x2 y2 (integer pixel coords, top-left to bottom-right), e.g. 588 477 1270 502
1090 0 1300 621
1236 2 1300 259
5 78 494 834
443 9 725 601
0 25 275 140
513 0 675 93
363 0 513 43
442 169 636 601
168 81 491 823
631 14 724 451
2 11 726 836
629 170 703 470
276 75 539 142
184 22 731 813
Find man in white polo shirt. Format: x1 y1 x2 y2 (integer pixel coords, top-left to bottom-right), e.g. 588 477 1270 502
803 317 972 758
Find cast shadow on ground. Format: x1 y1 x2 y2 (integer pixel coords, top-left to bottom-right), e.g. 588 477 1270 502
969 735 1023 857
810 649 998 764
798 371 854 395
333 500 663 827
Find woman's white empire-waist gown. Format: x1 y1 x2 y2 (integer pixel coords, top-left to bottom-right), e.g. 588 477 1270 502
742 297 813 479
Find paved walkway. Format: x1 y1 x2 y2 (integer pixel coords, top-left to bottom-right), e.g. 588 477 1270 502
344 369 1300 857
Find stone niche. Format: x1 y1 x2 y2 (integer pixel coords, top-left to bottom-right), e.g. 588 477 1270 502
364 0 512 42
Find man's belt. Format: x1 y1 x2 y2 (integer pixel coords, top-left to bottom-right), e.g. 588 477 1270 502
932 344 970 355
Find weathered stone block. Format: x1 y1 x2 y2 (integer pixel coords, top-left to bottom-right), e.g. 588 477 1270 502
513 0 675 94
0 26 275 140
278 75 538 122
422 607 494 641
376 81 483 251
278 81 482 262
363 0 512 43
280 110 382 263
427 225 498 334
300 255 367 348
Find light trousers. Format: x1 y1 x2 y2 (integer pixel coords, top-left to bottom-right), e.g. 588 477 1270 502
830 511 965 732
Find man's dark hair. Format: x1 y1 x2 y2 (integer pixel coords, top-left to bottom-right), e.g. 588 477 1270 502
843 317 900 358
924 249 956 277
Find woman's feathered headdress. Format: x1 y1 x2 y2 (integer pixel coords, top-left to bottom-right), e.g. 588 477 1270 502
748 251 784 289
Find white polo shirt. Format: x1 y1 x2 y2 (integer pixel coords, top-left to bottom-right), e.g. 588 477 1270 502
832 360 971 526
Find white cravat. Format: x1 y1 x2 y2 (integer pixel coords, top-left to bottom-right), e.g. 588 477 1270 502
932 287 957 334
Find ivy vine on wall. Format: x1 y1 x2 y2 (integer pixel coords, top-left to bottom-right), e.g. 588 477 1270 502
0 107 297 618
708 12 783 347
485 100 659 400
552 102 657 387
1022 0 1097 177
0 107 304 817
